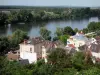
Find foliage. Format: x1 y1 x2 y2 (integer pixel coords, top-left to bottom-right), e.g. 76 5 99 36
74 28 79 33
0 12 8 25
40 27 51 40
0 37 9 55
59 35 69 45
54 68 78 75
82 28 88 34
0 7 100 26
79 67 100 75
63 26 75 35
71 52 85 70
48 48 72 69
88 22 100 32
55 27 63 36
0 56 27 75
9 29 28 48
53 37 59 41
0 49 100 75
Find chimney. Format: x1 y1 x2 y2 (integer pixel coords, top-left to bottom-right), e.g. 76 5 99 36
24 39 27 44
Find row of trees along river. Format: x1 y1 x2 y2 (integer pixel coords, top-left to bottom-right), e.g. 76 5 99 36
0 7 100 37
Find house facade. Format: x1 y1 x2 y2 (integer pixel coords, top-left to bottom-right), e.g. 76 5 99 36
86 37 100 63
19 37 59 64
66 32 88 51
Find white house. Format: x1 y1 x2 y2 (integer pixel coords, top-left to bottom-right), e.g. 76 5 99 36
19 37 58 64
66 32 88 51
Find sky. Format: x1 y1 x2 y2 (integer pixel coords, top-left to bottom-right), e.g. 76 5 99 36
0 0 100 7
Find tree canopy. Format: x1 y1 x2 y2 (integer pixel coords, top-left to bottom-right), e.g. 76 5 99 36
63 26 75 35
40 27 51 40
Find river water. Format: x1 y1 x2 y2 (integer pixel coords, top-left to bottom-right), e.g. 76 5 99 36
0 17 99 37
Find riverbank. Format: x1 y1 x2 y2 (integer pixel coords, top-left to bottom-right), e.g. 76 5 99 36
0 7 100 26
0 17 99 38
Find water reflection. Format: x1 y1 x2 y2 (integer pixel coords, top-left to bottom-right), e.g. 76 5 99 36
0 17 99 37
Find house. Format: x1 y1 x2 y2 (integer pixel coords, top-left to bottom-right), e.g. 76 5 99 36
7 50 20 61
86 36 100 63
19 37 60 64
66 31 89 51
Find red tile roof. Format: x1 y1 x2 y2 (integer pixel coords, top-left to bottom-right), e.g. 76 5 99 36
68 44 75 48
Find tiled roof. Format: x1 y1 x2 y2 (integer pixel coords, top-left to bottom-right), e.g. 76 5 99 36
7 52 19 60
31 37 44 45
21 37 63 52
90 43 100 53
87 36 100 53
68 44 75 48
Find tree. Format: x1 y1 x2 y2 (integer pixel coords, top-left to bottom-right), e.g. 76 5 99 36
48 48 72 69
74 28 78 33
82 28 88 34
54 68 77 75
55 27 63 37
9 29 28 48
59 35 69 45
71 52 85 70
0 56 27 75
40 27 51 40
0 12 8 25
24 60 55 75
87 22 100 32
0 37 9 55
79 67 100 75
63 26 75 35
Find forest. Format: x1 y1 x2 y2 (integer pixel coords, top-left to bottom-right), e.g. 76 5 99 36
0 7 100 25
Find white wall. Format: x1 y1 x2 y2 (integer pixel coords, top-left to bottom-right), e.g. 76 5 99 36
67 39 85 48
20 52 37 64
92 52 100 58
19 44 37 64
20 44 34 53
42 46 47 63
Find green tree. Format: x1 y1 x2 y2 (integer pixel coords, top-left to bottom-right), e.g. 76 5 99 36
87 22 100 32
74 28 78 33
71 52 85 71
0 12 8 25
48 48 72 69
82 28 88 34
63 26 75 35
0 37 9 55
55 68 77 75
55 27 63 36
0 56 27 75
59 35 69 45
40 27 51 40
79 67 100 75
9 29 28 48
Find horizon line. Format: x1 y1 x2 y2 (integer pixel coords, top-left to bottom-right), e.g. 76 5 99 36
0 5 99 8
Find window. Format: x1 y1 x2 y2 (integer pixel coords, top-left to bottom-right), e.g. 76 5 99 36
30 48 32 53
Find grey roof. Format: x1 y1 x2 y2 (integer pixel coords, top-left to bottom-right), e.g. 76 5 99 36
88 36 100 53
73 34 88 41
19 59 29 65
30 37 44 45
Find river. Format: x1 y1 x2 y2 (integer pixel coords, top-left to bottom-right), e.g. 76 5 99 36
0 17 99 38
